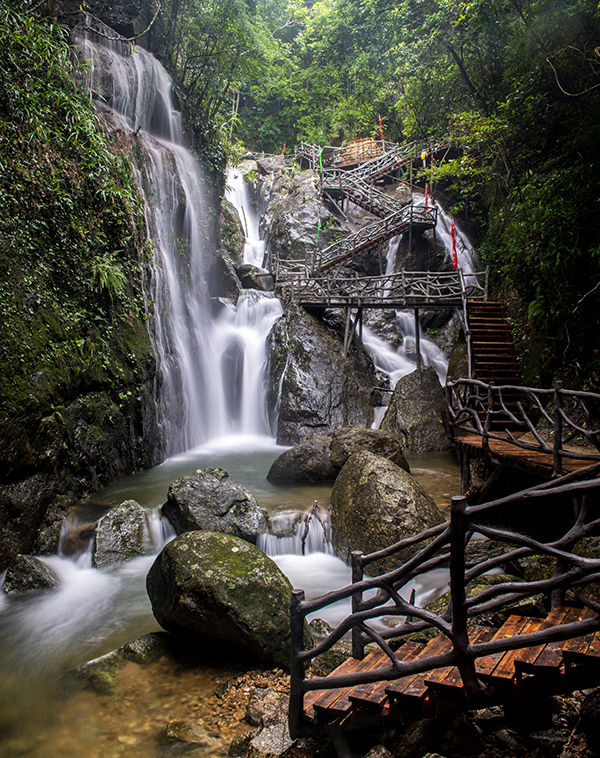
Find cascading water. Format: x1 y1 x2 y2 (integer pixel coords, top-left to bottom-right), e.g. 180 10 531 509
226 167 266 267
363 196 476 393
78 21 216 455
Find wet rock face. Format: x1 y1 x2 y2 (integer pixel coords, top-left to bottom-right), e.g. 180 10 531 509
92 500 153 568
267 427 409 482
267 306 377 444
261 168 341 266
146 531 294 670
380 366 450 453
330 451 444 574
161 467 267 544
2 554 59 595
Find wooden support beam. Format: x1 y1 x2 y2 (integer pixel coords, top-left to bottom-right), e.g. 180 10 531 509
415 308 422 369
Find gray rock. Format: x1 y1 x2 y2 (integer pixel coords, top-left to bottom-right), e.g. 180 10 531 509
209 252 243 300
331 451 444 574
64 649 127 696
267 435 336 482
119 632 170 665
237 264 273 291
92 500 152 568
247 721 293 758
267 427 409 483
380 366 450 453
245 688 289 728
267 306 377 444
146 531 294 669
2 554 59 595
165 721 222 754
329 427 409 474
162 467 267 544
365 747 395 758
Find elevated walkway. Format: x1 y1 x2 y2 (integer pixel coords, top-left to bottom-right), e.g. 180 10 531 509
289 479 600 744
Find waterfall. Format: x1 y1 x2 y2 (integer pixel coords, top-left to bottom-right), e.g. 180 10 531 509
76 20 282 452
226 167 265 267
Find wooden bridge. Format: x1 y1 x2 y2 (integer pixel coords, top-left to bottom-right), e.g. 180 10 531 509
284 139 442 276
289 478 600 749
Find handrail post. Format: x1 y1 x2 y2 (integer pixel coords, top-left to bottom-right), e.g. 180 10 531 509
351 551 365 659
449 496 485 697
289 589 307 739
553 381 564 477
483 382 494 454
484 265 490 302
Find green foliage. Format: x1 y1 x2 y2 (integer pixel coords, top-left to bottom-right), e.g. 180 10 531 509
0 4 153 467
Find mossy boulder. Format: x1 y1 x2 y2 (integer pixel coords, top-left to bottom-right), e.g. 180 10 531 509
330 451 444 575
146 531 295 669
267 426 409 482
380 366 450 453
161 467 267 544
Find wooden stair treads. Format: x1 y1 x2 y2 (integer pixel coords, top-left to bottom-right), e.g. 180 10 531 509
348 641 425 708
425 626 497 693
385 634 454 702
511 608 570 673
559 607 600 665
524 607 590 672
475 615 531 679
486 617 546 683
304 649 389 719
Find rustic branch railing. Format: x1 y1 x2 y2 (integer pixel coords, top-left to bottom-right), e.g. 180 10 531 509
446 379 600 475
321 169 403 218
289 477 600 738
281 270 464 308
314 205 438 273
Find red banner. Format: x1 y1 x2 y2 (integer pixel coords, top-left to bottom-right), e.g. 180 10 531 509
378 114 383 140
451 220 458 269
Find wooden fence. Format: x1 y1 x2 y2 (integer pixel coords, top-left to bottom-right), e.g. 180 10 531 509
289 476 600 738
446 379 600 475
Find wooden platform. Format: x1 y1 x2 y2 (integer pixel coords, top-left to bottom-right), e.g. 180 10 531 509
455 432 597 477
302 606 600 730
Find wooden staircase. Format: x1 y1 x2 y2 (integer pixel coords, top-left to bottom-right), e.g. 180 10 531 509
467 301 520 386
303 606 600 729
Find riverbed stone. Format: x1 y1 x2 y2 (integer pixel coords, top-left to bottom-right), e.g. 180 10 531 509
267 305 377 444
2 554 59 595
146 531 294 669
330 451 444 575
161 467 267 544
267 427 409 482
92 499 153 568
380 366 450 453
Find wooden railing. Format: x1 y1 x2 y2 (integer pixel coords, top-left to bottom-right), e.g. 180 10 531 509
282 269 465 308
314 205 437 273
446 379 600 475
321 169 402 218
289 476 600 738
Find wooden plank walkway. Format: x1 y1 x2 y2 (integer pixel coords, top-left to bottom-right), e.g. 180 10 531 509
455 432 598 477
303 606 600 728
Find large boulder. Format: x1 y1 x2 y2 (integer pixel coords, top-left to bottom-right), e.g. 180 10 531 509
331 451 445 574
146 531 294 669
380 366 450 453
267 306 377 444
267 427 409 482
92 500 153 568
161 467 267 544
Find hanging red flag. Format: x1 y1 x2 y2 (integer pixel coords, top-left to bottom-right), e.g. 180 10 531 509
451 220 458 269
425 184 429 209
378 114 383 141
